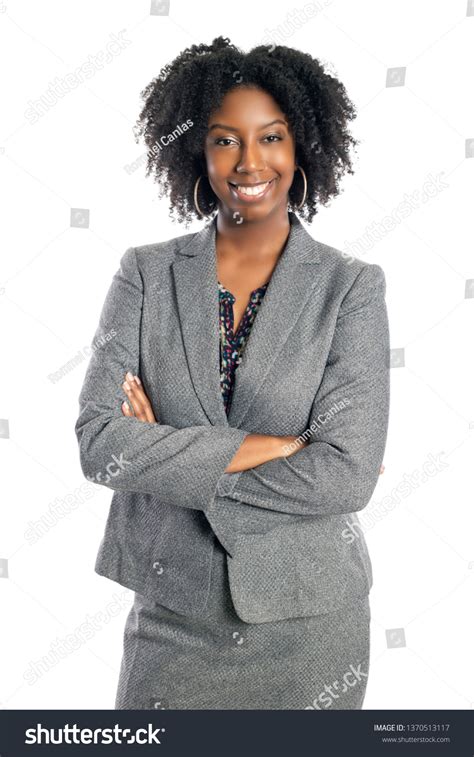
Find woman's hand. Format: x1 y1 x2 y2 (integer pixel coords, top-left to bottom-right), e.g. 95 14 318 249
119 375 386 475
121 371 158 423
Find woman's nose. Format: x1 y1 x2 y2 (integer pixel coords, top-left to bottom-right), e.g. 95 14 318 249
235 142 266 173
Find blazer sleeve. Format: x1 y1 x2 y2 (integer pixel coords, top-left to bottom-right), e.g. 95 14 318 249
74 247 249 510
212 263 390 517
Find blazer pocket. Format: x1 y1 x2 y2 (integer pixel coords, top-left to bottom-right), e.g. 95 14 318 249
294 521 349 603
226 518 359 623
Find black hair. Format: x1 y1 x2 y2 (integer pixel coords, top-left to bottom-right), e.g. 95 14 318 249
133 36 359 225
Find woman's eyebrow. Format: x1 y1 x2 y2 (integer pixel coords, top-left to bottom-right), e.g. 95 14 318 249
207 118 288 132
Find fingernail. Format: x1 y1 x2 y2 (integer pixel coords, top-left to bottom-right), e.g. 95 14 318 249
126 371 134 381
124 381 130 391
134 375 141 385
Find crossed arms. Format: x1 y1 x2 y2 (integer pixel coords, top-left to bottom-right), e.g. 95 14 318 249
75 247 390 518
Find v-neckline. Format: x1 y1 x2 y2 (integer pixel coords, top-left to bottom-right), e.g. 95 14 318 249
218 281 269 339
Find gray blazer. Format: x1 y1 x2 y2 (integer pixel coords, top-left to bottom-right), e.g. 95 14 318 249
75 211 390 624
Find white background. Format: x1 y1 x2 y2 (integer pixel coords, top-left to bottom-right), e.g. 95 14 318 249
0 0 473 710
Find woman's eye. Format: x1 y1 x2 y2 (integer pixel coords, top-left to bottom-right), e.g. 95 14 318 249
215 138 237 146
215 134 283 146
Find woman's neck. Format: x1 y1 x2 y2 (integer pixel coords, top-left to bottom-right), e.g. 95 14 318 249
215 207 291 263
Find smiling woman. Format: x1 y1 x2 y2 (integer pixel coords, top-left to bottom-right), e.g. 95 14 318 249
205 88 297 217
134 35 359 225
76 35 389 712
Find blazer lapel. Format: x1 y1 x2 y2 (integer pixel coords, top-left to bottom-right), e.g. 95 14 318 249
226 213 322 428
171 212 322 430
172 219 229 427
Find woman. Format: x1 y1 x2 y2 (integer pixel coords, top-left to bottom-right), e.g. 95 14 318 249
75 37 390 710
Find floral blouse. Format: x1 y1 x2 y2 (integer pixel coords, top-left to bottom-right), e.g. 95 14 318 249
218 280 269 415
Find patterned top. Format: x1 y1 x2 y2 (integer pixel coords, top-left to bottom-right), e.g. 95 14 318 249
218 280 269 415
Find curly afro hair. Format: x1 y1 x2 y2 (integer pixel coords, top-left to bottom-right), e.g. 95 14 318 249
133 36 359 225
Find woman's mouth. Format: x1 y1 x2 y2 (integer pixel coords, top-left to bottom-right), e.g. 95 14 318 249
228 178 277 202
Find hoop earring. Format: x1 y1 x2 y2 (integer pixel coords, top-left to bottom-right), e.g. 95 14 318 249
194 175 214 218
293 165 307 210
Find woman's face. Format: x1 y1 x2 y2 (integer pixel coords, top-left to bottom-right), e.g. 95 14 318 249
204 86 297 222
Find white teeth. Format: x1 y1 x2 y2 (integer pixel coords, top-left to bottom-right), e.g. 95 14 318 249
235 181 271 196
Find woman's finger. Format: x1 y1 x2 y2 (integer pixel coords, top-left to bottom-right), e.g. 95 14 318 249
121 400 132 416
122 372 157 423
122 379 151 422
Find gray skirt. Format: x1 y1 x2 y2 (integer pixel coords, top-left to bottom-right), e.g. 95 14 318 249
115 537 371 710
